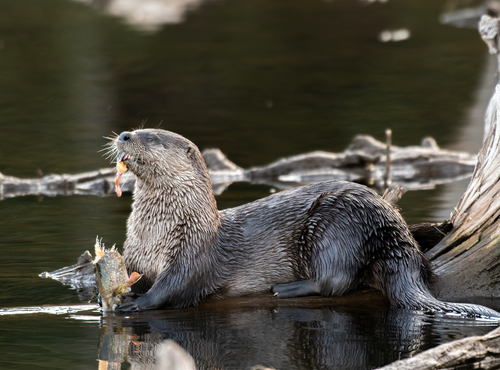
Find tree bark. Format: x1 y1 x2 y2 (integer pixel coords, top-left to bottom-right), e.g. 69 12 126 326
427 85 500 299
426 15 500 299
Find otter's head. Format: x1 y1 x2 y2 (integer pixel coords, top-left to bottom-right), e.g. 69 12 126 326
112 129 209 185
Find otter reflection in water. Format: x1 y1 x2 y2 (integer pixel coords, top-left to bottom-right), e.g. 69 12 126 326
97 302 498 370
106 128 499 319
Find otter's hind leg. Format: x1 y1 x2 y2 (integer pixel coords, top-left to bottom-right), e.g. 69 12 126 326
294 191 369 298
272 279 321 298
272 275 358 298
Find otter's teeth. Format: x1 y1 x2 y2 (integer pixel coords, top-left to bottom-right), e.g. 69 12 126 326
119 153 129 162
118 153 139 165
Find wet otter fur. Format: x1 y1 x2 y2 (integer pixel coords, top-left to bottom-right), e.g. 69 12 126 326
112 128 499 318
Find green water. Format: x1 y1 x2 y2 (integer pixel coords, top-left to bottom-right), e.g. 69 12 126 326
1 0 499 369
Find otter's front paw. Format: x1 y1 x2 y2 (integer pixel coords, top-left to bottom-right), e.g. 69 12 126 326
116 292 150 312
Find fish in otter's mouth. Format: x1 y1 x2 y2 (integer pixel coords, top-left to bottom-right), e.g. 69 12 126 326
115 154 129 197
114 153 146 197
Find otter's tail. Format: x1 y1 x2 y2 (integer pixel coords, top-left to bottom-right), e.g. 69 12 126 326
368 232 500 319
384 271 500 319
430 300 500 319
405 291 500 319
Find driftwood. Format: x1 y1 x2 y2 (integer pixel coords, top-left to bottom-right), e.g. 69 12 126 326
427 84 500 299
0 135 476 199
382 185 452 252
425 14 500 300
243 135 475 190
0 167 122 199
376 326 500 370
39 250 96 301
439 2 494 29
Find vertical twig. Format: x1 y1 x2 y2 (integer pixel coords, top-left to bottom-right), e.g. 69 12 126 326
384 128 392 189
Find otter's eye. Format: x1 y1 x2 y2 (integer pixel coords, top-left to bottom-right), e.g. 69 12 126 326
147 137 155 143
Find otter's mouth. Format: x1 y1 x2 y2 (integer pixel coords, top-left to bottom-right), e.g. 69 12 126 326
119 153 145 166
115 153 146 197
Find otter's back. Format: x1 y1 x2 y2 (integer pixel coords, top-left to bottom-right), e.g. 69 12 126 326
217 181 392 297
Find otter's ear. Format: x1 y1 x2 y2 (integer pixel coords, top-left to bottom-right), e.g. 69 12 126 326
186 145 208 174
186 145 196 158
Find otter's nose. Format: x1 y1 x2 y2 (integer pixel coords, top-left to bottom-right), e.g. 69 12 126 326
118 132 132 143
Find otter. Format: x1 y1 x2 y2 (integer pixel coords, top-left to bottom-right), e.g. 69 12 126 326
112 128 499 318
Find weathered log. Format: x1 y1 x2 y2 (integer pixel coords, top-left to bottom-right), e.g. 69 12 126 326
245 135 476 189
381 185 452 252
382 184 407 205
425 15 500 299
376 326 500 370
427 85 500 299
39 250 96 301
0 167 125 199
0 135 477 199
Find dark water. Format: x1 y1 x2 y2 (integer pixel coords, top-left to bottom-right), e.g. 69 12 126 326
1 0 499 369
